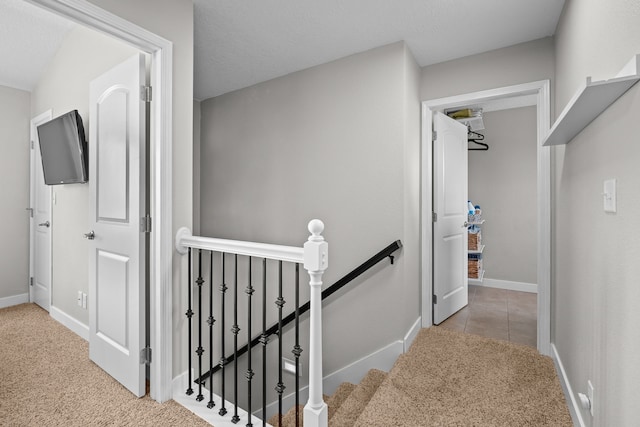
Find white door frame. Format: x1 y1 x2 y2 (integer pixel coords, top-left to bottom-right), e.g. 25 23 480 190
421 80 551 356
28 0 174 401
29 110 53 310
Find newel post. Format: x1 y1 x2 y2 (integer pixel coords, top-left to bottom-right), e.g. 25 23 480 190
303 219 329 427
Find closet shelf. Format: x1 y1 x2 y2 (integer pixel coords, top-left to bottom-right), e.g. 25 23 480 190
544 54 640 146
469 269 484 285
468 245 485 255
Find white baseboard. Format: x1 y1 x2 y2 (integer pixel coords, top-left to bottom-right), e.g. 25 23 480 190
479 278 537 293
50 305 89 341
403 317 422 352
172 370 267 427
0 293 29 309
551 343 585 427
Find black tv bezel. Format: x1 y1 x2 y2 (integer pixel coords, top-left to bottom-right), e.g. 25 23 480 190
37 110 89 186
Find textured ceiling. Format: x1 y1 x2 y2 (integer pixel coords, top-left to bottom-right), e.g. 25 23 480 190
0 0 75 92
194 0 565 100
0 1 564 100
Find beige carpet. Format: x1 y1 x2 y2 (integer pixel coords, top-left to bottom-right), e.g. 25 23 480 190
276 327 572 426
0 303 210 427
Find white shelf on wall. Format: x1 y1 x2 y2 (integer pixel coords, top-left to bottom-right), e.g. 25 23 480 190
544 54 640 146
468 245 485 254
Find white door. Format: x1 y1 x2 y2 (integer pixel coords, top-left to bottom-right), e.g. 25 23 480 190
88 54 147 397
30 111 53 312
433 112 469 325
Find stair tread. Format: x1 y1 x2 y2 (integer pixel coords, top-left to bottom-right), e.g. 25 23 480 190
327 382 357 420
329 369 388 427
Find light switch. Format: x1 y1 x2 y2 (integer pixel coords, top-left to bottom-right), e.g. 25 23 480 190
603 179 616 213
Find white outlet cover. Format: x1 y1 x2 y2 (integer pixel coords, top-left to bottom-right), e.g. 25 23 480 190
603 179 616 213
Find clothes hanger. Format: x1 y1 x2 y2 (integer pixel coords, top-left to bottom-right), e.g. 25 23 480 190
468 129 488 151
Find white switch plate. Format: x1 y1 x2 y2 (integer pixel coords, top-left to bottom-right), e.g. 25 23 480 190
603 179 616 213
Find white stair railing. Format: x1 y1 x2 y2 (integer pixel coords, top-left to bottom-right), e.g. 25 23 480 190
175 219 328 427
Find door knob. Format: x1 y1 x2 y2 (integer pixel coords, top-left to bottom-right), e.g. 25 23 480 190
84 230 95 240
38 221 50 228
462 221 469 228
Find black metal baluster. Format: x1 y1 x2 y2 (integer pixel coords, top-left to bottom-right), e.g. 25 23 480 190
275 261 286 426
246 257 254 427
293 263 302 427
196 250 205 402
231 254 240 424
219 253 228 416
208 251 216 409
260 258 268 426
186 248 194 396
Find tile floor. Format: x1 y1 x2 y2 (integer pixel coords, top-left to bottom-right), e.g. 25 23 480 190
437 285 537 347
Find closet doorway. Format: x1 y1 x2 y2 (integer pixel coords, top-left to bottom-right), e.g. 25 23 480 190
421 81 552 356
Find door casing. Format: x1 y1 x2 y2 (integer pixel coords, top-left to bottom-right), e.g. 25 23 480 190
421 80 552 356
28 0 174 402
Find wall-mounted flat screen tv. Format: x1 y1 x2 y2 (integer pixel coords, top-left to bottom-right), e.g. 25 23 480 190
37 110 88 185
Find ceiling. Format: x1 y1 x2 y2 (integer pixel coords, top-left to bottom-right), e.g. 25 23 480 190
0 0 565 100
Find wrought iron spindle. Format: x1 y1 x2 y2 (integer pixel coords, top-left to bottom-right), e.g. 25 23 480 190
208 251 216 409
196 250 205 402
186 248 194 396
246 257 254 427
275 261 286 425
260 258 268 426
219 253 228 416
231 254 240 424
293 263 302 427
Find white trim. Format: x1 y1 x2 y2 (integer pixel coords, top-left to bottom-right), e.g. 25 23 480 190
28 0 174 402
403 317 422 352
478 278 538 293
0 294 30 309
551 344 586 427
421 80 552 356
29 110 53 311
173 371 268 426
50 305 89 340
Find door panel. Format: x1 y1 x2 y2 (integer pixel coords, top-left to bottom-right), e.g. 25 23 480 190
89 53 146 397
433 112 468 325
30 112 52 311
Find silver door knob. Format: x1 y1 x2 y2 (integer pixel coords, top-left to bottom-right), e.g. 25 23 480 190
84 230 95 240
38 221 50 228
462 221 469 228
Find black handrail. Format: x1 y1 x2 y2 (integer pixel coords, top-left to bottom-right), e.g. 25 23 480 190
196 239 403 385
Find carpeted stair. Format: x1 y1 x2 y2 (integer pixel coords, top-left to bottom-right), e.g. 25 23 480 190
272 327 572 426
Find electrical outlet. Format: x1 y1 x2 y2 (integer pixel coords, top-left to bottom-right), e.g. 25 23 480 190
282 358 302 377
82 293 87 309
588 380 594 417
77 291 82 307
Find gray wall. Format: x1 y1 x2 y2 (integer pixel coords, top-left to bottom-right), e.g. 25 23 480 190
553 0 640 425
199 42 421 383
31 26 138 325
421 37 555 101
0 85 30 301
469 107 537 285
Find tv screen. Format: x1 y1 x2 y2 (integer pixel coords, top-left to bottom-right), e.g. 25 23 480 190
37 110 88 185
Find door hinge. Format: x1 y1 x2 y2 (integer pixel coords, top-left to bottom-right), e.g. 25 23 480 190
26 207 33 218
31 140 35 149
29 277 34 287
433 295 437 304
432 131 437 141
432 212 437 222
141 214 152 233
141 85 152 102
140 347 152 365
